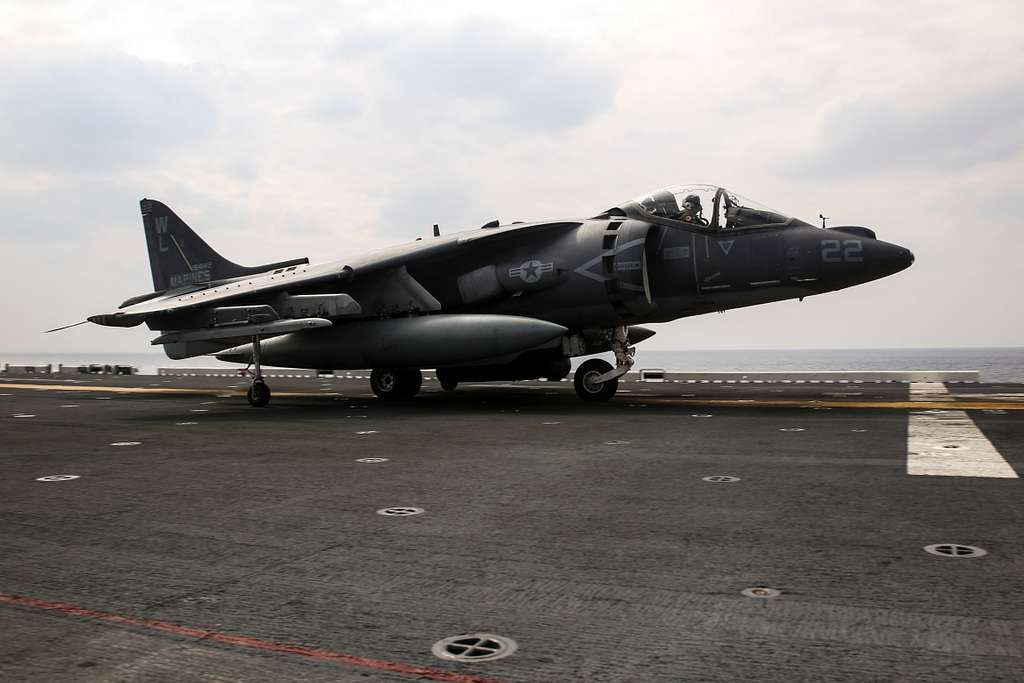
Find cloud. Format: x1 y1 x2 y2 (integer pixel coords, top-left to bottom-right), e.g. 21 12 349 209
0 175 142 240
334 19 618 133
374 174 485 239
787 82 1024 179
304 91 362 122
0 52 215 174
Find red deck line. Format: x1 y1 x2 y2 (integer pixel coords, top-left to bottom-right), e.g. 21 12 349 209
0 593 507 683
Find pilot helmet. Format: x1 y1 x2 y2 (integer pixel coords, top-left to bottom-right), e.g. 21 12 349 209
683 194 703 211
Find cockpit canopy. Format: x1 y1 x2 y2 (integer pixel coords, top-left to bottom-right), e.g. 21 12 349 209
623 184 803 231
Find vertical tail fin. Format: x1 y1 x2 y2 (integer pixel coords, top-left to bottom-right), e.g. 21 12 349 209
140 199 307 291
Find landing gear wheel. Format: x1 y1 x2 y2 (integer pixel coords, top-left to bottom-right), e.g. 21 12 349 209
546 357 572 382
370 368 423 400
574 359 618 402
247 379 271 407
436 369 458 392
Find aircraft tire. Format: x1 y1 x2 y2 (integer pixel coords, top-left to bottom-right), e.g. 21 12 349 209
247 380 271 407
402 369 423 397
573 359 618 402
436 369 458 392
371 368 422 400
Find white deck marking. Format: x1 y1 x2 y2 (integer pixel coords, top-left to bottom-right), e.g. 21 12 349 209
908 383 1017 478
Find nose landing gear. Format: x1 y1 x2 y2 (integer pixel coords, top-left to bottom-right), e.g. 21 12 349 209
246 335 271 407
572 325 635 402
574 358 618 401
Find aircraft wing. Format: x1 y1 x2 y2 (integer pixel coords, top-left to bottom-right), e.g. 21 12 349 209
341 220 582 272
89 220 581 328
88 260 354 327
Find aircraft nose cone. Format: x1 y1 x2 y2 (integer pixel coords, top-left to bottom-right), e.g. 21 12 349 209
893 246 914 270
876 241 914 275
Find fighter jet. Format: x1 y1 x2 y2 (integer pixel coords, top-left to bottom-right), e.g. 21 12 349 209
76 184 913 406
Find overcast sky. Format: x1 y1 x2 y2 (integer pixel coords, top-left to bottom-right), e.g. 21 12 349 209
1 0 1022 355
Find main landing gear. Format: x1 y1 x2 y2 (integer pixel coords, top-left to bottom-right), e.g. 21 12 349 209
572 325 636 402
370 368 423 400
246 335 271 407
435 368 458 392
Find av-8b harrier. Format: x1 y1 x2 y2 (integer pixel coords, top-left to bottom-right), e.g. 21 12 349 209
74 184 913 406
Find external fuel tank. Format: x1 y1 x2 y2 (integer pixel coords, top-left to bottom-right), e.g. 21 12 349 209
216 314 568 370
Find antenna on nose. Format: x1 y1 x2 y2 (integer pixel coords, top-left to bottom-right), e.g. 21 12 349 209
819 213 830 229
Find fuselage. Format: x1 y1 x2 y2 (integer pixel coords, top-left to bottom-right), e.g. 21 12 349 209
353 215 913 331
229 212 912 372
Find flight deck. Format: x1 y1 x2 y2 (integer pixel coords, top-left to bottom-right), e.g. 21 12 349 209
1 373 1022 681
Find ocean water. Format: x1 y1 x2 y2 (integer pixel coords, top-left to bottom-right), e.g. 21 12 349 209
632 348 1024 382
3 348 1023 382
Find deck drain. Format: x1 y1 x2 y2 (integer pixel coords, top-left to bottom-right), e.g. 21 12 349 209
110 441 141 446
36 475 79 482
940 444 963 450
432 634 517 662
176 422 198 426
377 507 424 516
691 414 713 418
742 587 781 598
542 421 562 425
779 428 805 432
356 457 389 463
851 428 868 433
924 543 987 558
180 595 218 605
61 405 79 408
604 440 631 445
355 430 379 435
702 475 741 483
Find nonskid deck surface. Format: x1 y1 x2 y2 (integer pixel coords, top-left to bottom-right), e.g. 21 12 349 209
1 375 1022 681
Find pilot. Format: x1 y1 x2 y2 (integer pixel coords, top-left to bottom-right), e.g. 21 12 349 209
677 195 708 225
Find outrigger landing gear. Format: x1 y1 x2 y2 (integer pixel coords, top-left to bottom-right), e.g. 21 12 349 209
573 325 635 402
246 335 271 407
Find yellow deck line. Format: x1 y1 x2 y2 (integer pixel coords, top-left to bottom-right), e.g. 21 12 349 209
3 383 266 397
635 397 1024 411
3 383 1023 410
